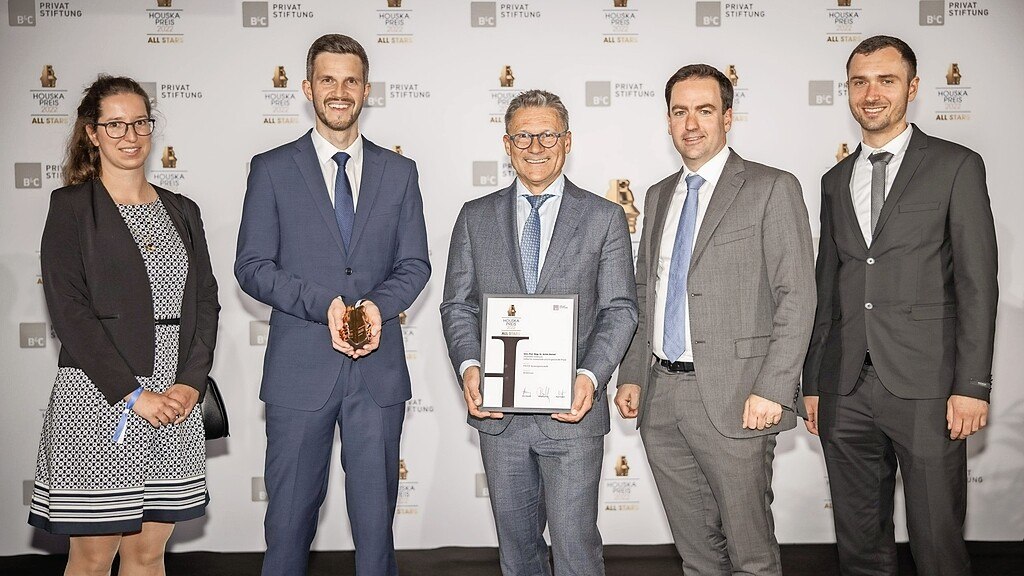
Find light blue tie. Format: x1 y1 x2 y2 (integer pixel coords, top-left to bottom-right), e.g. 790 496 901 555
332 151 354 251
521 194 554 294
663 173 704 361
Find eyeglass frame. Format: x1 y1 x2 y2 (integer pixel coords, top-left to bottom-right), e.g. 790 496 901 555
505 130 570 150
93 118 156 139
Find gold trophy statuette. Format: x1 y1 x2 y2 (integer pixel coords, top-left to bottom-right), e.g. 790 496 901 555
340 304 373 347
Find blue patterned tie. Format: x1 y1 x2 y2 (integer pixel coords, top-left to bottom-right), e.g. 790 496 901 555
332 151 354 250
663 173 704 361
521 193 554 294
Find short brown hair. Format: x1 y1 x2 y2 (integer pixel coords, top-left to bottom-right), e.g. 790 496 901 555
306 34 369 82
664 64 733 111
847 35 917 80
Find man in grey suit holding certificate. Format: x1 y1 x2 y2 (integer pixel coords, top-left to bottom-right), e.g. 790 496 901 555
615 64 816 575
440 90 638 576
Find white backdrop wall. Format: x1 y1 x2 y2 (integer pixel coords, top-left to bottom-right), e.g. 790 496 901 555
2 0 1022 556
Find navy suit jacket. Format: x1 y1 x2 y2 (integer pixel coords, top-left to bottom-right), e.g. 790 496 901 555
235 131 430 410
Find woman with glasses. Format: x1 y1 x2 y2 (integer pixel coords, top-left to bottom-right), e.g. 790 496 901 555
28 75 219 576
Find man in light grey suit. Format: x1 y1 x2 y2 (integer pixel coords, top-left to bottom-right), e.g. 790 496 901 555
803 36 997 576
615 65 816 575
440 90 638 576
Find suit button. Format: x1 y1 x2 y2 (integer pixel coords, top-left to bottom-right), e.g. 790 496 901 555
865 302 873 310
345 268 353 275
866 257 875 265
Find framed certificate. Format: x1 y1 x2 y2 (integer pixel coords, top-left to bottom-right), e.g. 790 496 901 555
479 294 578 413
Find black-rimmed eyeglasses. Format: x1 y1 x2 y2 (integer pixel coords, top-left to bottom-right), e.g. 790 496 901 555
94 118 156 139
506 130 568 150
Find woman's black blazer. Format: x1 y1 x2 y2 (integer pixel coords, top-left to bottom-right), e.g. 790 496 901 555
40 180 220 405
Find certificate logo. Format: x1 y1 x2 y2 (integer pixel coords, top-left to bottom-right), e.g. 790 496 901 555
262 68 299 125
507 304 517 317
602 0 638 44
153 147 186 191
30 65 69 125
20 322 47 348
824 0 861 43
606 180 640 234
836 143 851 163
378 0 413 44
934 63 971 121
146 0 183 44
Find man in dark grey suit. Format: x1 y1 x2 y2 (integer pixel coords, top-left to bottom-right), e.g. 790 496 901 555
440 90 638 576
803 36 998 576
615 65 816 575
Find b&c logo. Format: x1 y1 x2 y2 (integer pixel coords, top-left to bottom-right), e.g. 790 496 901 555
15 163 42 189
473 161 498 187
9 0 35 26
242 1 269 27
470 1 496 27
920 0 944 25
585 81 611 107
695 1 721 27
250 320 269 346
20 322 47 348
365 82 387 108
808 81 834 106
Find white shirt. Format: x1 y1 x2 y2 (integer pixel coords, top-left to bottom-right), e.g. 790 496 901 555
310 127 364 208
850 124 913 246
460 174 597 389
652 146 731 363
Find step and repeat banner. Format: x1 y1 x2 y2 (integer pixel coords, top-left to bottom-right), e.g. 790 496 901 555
2 0 1022 556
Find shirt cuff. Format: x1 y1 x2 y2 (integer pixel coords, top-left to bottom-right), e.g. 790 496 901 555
576 369 598 390
460 359 480 379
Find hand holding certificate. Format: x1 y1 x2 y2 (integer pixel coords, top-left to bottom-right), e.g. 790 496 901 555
479 294 578 413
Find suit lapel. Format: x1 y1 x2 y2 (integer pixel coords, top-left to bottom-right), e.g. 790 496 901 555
292 130 346 256
536 179 586 293
495 183 527 292
873 126 927 241
835 147 867 253
691 150 743 269
349 137 384 253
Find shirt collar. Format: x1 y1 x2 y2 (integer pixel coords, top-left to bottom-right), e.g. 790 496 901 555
311 127 363 168
516 174 566 199
858 123 913 162
682 145 730 187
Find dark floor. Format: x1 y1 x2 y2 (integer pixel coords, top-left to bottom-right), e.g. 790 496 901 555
1 542 1021 575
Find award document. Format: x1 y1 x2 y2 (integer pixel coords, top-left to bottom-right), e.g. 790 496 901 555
480 294 578 413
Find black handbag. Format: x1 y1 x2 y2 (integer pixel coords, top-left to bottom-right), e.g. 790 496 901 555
202 376 229 440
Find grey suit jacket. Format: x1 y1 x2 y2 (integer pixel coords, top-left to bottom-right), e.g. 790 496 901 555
618 149 816 439
803 125 997 401
440 178 639 440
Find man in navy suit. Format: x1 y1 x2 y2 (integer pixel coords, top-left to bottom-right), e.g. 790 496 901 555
235 34 430 576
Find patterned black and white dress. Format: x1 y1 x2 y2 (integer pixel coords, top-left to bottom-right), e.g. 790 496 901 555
29 199 208 535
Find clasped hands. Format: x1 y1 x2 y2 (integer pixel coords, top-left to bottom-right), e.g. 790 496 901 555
327 298 383 358
128 384 199 428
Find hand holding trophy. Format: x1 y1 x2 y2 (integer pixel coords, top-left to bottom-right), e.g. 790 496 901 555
340 303 372 347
